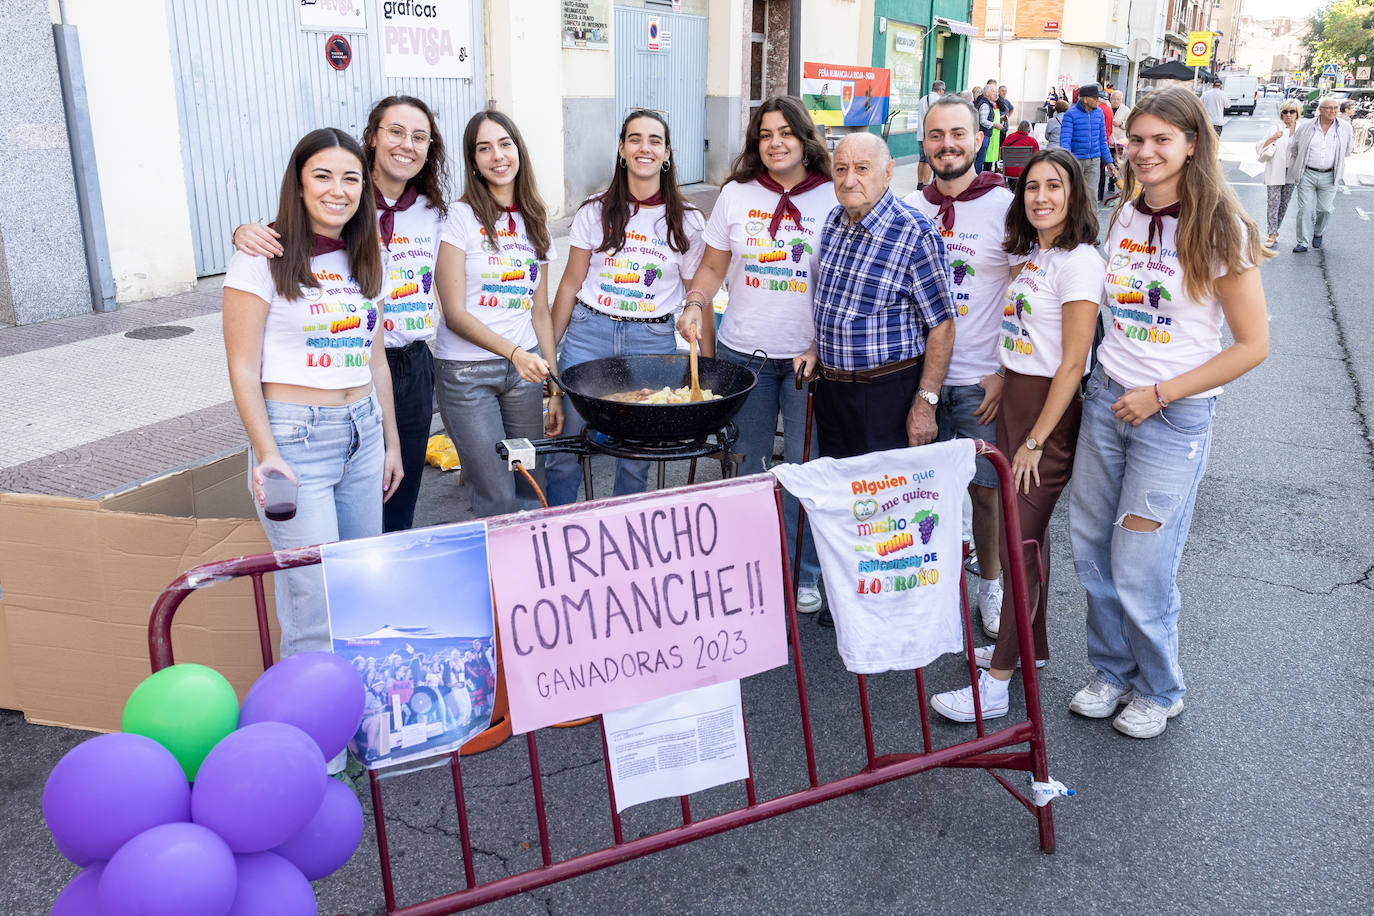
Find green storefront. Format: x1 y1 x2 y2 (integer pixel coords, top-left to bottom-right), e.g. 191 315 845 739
870 1 975 159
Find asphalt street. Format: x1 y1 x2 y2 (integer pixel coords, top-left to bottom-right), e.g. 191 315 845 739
3 98 1371 915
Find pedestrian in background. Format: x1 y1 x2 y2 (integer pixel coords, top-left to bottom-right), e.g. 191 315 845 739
1338 99 1356 120
975 81 1002 174
1044 98 1069 149
1257 99 1301 248
915 80 946 189
1001 119 1040 184
546 110 706 504
232 96 450 533
1201 79 1227 136
433 110 562 518
1070 86 1270 739
1059 84 1117 190
222 129 402 739
1287 96 1353 253
676 95 835 616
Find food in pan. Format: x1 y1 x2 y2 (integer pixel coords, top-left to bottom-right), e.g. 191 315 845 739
607 386 720 404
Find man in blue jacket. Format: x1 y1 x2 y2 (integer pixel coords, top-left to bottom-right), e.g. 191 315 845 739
1060 83 1117 191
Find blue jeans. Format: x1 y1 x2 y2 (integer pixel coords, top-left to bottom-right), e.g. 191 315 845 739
975 133 990 173
717 343 819 588
434 353 546 518
935 382 997 488
545 303 680 506
255 395 384 658
1068 364 1215 707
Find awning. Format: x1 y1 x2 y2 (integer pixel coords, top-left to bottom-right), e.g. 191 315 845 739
1101 50 1129 67
934 16 979 37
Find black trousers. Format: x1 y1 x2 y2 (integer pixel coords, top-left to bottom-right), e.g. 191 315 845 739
814 359 923 460
382 340 435 532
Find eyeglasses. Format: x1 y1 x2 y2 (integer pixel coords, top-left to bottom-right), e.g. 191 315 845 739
381 124 431 148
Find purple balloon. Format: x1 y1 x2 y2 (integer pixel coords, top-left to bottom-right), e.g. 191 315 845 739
227 853 315 916
98 823 236 916
192 722 326 853
43 733 192 866
51 863 104 916
238 652 365 759
272 776 363 880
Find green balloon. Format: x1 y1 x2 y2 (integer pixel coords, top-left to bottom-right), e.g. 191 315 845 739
121 664 240 782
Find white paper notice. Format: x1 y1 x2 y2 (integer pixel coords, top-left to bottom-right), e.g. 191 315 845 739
603 681 749 813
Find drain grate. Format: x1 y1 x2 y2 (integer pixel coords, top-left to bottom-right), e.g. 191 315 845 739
125 325 194 340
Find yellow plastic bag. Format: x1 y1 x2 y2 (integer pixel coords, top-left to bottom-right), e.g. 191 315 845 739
426 434 461 471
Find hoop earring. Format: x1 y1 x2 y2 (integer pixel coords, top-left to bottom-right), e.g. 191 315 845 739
662 160 670 171
619 157 627 169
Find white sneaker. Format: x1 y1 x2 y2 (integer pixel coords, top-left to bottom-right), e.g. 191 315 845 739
972 644 1045 670
1112 695 1184 739
930 671 1009 723
1068 673 1134 719
977 578 1002 637
796 586 823 615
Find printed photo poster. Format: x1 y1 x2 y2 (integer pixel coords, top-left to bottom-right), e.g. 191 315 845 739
488 476 789 734
603 680 750 813
562 0 610 49
380 0 473 80
322 521 496 770
299 0 366 31
802 62 891 127
771 441 975 674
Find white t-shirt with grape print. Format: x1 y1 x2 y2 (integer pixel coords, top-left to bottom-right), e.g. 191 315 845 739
569 199 706 320
1098 202 1252 399
379 193 442 349
435 202 556 362
705 178 838 358
999 242 1105 379
905 187 1016 386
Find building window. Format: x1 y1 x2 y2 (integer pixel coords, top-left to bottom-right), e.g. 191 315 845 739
885 20 926 133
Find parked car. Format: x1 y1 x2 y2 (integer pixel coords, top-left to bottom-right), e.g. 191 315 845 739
1265 83 1282 96
1221 73 1259 115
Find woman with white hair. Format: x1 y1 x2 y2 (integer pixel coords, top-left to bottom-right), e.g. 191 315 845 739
1256 99 1301 248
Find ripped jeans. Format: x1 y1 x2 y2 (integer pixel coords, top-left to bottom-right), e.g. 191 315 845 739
1068 363 1214 707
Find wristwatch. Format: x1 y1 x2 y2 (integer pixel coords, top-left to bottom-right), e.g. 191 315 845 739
916 388 939 407
1025 437 1043 451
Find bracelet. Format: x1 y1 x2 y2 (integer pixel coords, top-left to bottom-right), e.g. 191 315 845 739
509 344 522 362
996 367 1006 378
685 288 707 304
1154 382 1168 410
682 299 704 311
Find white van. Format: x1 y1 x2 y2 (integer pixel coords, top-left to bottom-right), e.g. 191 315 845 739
1222 73 1259 115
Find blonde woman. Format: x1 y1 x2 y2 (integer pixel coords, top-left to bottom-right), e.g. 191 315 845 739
1256 100 1301 248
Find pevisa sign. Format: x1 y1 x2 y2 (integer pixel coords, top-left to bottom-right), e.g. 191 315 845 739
380 0 472 79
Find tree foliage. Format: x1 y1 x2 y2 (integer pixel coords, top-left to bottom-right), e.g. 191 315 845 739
1306 0 1374 70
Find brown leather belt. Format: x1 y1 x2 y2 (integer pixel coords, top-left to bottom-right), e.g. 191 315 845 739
818 355 922 384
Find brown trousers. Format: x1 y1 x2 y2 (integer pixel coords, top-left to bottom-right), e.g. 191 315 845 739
990 370 1082 671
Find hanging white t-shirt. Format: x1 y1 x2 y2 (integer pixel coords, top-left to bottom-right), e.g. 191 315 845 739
770 440 975 674
1100 203 1251 398
999 242 1104 378
704 178 837 358
569 199 706 319
224 249 378 389
379 193 443 349
905 187 1016 386
435 203 557 362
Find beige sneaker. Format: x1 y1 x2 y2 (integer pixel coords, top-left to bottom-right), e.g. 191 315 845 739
1112 695 1184 739
1068 673 1133 718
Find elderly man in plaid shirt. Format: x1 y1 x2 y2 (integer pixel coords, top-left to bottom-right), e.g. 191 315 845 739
795 132 955 460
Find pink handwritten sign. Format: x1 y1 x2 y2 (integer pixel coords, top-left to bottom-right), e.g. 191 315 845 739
489 477 788 734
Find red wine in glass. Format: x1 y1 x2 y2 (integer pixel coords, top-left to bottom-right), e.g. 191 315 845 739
261 469 297 522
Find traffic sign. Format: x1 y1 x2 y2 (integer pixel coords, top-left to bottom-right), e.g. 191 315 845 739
325 34 351 72
1186 31 1212 67
1322 63 1338 77
648 17 660 51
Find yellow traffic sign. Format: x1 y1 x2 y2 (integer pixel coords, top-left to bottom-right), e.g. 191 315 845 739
1186 31 1212 67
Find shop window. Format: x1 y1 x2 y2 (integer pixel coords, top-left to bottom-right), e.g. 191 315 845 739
884 20 926 133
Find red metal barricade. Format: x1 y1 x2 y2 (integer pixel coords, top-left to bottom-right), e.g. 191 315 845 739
148 443 1054 915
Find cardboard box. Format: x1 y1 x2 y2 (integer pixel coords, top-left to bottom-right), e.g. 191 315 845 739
0 449 281 733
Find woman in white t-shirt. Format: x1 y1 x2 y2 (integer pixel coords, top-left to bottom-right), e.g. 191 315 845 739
1068 87 1270 738
222 128 403 672
545 109 707 505
433 110 562 518
233 95 450 533
931 148 1103 724
673 95 835 613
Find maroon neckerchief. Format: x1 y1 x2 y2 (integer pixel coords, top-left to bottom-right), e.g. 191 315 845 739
921 171 1005 231
756 170 830 239
1135 197 1181 251
313 234 346 256
374 184 419 249
503 206 519 234
629 190 664 216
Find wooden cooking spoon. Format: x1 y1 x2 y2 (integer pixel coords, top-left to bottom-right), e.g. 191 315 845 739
689 335 703 401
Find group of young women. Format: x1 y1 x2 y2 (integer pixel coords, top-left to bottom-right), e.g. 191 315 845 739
223 83 1267 743
927 86 1269 738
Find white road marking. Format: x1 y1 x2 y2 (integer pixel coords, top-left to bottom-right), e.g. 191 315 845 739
1356 207 1371 221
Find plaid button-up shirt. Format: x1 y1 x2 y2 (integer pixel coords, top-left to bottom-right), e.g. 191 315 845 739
813 190 955 372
